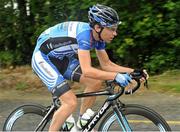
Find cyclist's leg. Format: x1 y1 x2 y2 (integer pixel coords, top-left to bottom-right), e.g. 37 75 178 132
50 90 77 131
62 57 102 114
32 51 77 131
79 76 102 114
64 60 102 131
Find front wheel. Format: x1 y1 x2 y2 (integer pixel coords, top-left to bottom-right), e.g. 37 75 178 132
3 104 51 131
98 104 171 131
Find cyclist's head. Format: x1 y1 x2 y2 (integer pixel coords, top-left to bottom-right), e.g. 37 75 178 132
88 4 121 28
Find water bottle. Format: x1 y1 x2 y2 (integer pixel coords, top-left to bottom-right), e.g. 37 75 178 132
77 108 95 129
85 108 95 120
62 114 77 132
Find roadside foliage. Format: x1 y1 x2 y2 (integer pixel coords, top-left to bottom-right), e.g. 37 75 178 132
0 0 179 74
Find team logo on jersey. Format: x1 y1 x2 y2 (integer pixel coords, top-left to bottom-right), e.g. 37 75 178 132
39 61 54 77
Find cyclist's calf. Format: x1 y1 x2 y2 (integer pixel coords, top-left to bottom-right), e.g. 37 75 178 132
49 90 77 131
60 90 78 112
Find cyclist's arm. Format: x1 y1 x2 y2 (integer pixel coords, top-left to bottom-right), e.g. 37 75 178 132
78 49 116 80
96 49 133 73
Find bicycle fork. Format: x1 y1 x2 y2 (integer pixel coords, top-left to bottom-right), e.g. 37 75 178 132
112 101 132 132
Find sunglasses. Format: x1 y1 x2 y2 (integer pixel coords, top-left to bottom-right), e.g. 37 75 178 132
106 26 118 32
106 21 121 32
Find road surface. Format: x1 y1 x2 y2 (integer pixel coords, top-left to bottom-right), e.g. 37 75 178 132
0 88 180 131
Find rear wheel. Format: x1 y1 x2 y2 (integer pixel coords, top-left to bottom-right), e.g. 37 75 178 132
98 104 171 131
3 104 51 131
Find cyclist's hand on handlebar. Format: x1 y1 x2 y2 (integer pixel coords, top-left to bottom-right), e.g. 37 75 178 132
131 69 149 88
131 69 149 81
114 73 132 87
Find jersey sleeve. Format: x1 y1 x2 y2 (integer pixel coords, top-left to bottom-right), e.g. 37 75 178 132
76 30 91 50
95 41 106 50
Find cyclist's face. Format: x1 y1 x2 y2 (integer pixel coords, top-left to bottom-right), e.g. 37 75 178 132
101 26 118 43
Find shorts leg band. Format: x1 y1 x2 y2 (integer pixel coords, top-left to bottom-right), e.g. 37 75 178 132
51 81 70 98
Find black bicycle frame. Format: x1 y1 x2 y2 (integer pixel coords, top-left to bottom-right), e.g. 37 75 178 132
34 80 140 131
111 101 132 131
74 88 131 131
82 100 111 131
35 104 56 131
80 97 132 131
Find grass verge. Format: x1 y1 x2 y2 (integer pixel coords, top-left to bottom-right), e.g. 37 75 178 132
149 70 180 92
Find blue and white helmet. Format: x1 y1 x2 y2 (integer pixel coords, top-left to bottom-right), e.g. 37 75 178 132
88 4 121 27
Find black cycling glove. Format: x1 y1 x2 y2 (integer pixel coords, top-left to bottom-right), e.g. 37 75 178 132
131 69 149 80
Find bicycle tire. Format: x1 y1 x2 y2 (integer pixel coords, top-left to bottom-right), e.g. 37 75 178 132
98 104 171 131
3 104 50 131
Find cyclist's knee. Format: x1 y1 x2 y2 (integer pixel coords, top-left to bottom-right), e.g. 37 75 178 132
82 78 102 90
91 80 102 89
95 80 102 86
90 80 102 88
51 81 78 111
61 99 77 112
60 91 78 112
65 97 77 110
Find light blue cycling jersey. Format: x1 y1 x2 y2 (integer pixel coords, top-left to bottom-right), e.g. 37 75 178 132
32 21 106 94
33 21 106 59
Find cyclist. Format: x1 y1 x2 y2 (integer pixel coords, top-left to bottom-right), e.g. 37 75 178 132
31 4 148 131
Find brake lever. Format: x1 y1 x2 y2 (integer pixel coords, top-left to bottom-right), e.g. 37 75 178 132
130 71 149 89
144 79 149 89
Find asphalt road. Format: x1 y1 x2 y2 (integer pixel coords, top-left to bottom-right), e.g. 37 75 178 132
0 89 180 131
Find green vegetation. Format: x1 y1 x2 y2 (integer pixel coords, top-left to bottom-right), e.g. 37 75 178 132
0 67 179 92
0 75 4 81
0 0 179 74
149 70 180 92
16 82 29 90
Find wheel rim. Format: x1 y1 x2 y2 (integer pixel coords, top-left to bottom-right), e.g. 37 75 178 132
101 114 167 131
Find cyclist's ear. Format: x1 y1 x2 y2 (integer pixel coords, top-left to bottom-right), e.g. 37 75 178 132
94 24 102 32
